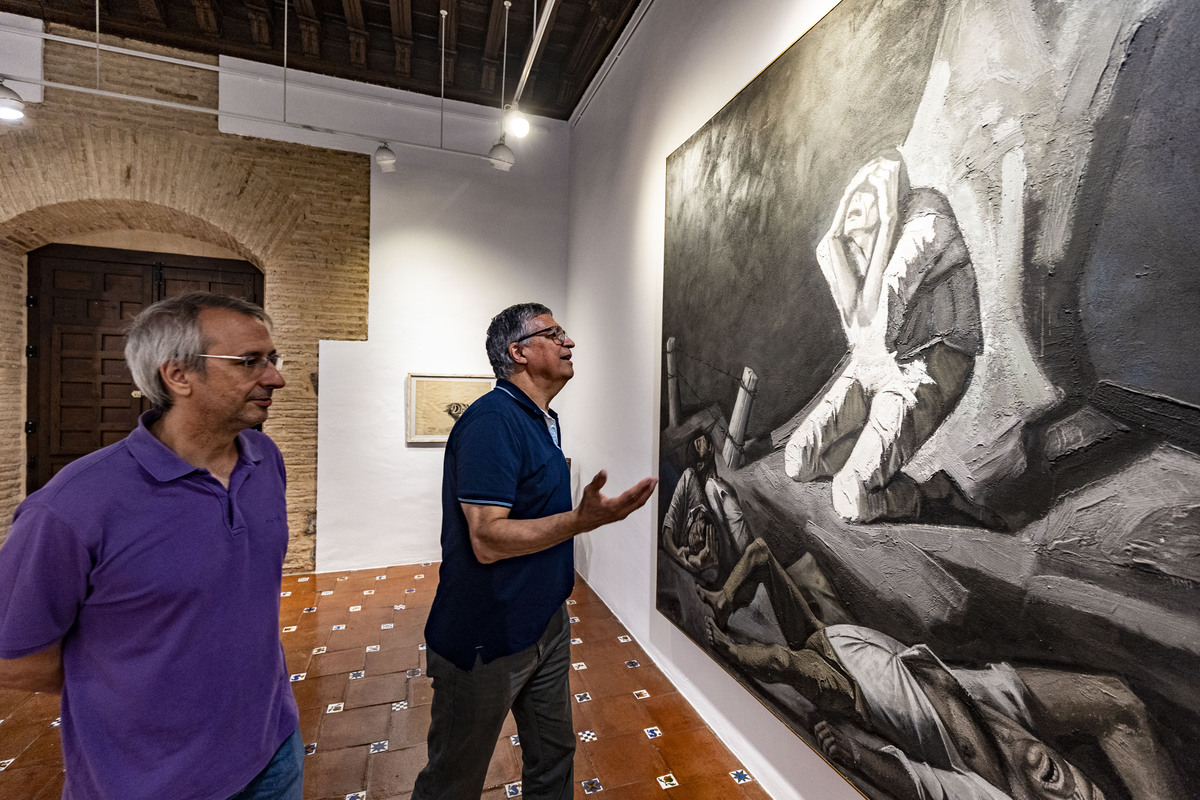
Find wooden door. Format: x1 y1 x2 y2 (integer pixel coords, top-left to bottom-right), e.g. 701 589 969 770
26 244 263 493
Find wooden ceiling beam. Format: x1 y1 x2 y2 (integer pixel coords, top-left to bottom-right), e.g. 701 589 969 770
388 0 413 76
480 0 506 93
290 0 322 57
190 0 221 37
341 0 368 66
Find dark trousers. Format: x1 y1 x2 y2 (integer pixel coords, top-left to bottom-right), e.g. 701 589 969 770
412 605 575 800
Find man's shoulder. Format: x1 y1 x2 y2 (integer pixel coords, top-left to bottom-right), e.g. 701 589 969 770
26 438 137 504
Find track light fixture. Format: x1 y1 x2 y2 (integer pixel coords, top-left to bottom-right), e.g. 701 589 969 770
0 79 26 121
374 143 397 173
488 136 515 171
503 104 530 139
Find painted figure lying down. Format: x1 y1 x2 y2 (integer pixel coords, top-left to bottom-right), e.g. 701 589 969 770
697 539 1187 800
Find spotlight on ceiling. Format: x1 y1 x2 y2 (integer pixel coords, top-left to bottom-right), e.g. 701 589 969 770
488 137 515 172
503 105 530 139
0 80 26 122
374 143 397 173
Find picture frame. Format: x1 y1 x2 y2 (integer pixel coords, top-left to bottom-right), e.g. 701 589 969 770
405 374 494 444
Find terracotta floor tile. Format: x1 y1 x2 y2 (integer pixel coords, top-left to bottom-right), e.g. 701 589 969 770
5 693 60 725
583 730 669 789
298 704 325 744
345 672 407 709
573 692 654 738
289 673 349 710
32 768 65 799
307 647 368 678
365 645 420 675
303 743 368 800
15 730 63 768
0 689 33 719
639 691 707 734
366 742 427 797
0 760 61 798
0 718 47 761
408 674 434 706
482 735 522 788
652 727 741 783
387 702 432 749
317 703 392 750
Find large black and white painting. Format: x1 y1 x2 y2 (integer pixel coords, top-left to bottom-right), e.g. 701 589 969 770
657 1 1200 798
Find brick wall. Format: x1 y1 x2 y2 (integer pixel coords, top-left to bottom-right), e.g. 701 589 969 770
0 26 371 571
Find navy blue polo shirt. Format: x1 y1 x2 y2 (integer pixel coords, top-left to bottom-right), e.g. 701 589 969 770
424 379 575 669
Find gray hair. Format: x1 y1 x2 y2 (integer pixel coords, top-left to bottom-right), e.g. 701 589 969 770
124 292 271 412
486 302 552 379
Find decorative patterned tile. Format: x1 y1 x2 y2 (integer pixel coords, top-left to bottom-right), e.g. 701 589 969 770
405 588 416 594
581 778 602 794
304 743 317 756
633 690 650 700
349 670 365 680
0 759 12 771
366 645 380 653
332 624 347 631
363 589 375 595
566 599 576 605
657 773 679 789
406 668 422 678
51 718 61 727
303 607 316 613
569 617 580 624
322 590 335 596
337 576 349 582
574 692 592 703
617 635 632 643
369 740 388 753
280 591 291 597
298 577 310 582
391 701 408 711
312 646 327 655
290 673 307 682
578 730 597 742
571 637 583 645
625 660 640 668
510 734 520 746
376 575 387 581
572 662 587 671
281 626 297 633
644 727 662 739
381 623 394 630
730 768 754 784
422 561 432 566
418 643 426 651
326 703 344 713
349 605 362 612
393 604 406 610
345 793 365 800
415 574 425 579
505 781 522 797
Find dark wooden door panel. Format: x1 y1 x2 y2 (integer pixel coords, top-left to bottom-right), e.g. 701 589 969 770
26 245 263 492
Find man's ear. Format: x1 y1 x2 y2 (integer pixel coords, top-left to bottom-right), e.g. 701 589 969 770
508 342 527 366
159 359 194 400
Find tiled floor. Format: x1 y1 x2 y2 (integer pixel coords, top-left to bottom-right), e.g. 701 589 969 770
0 564 770 799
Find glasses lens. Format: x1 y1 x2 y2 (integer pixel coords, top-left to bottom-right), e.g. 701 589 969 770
267 354 284 371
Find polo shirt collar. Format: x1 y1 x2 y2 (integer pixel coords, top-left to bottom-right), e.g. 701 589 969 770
495 379 559 421
127 410 264 483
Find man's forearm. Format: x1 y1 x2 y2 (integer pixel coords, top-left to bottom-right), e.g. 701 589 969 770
471 507 584 564
0 643 64 694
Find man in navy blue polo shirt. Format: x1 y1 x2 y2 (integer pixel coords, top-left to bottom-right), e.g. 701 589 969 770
413 302 657 800
0 293 301 800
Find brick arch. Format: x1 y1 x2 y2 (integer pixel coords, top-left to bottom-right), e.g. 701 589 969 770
0 30 371 569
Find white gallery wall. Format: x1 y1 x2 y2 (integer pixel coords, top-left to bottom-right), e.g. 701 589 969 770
310 91 572 570
563 0 860 797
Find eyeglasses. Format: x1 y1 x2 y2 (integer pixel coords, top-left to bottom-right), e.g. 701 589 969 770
197 353 285 371
514 325 569 345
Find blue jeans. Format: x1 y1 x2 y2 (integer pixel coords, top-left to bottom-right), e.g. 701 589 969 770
226 727 304 800
412 605 575 800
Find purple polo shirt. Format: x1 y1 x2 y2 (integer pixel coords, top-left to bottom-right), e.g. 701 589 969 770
0 411 298 800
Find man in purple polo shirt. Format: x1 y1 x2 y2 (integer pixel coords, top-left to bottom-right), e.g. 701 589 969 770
0 292 301 800
412 302 657 800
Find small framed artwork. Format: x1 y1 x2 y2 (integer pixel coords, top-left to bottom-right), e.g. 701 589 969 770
406 374 494 444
